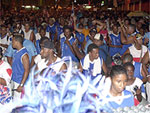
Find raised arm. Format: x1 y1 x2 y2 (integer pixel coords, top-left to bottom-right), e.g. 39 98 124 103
73 16 83 33
118 18 134 45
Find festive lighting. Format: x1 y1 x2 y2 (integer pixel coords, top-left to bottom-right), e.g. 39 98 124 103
25 6 31 9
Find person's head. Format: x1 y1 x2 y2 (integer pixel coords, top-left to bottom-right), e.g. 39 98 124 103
39 27 46 37
122 53 133 64
112 24 118 34
41 22 47 30
89 28 97 40
123 62 135 80
48 18 55 26
139 25 146 36
124 19 130 26
78 23 84 29
63 25 72 39
0 25 7 36
93 33 104 46
110 65 127 94
87 43 99 61
136 20 142 30
16 21 22 30
0 47 3 61
39 36 49 48
139 27 144 36
59 16 65 26
134 33 143 46
40 40 54 60
79 17 84 24
12 33 24 49
24 22 30 32
127 24 136 35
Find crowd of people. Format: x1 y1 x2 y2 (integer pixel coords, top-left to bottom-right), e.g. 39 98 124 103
0 7 150 111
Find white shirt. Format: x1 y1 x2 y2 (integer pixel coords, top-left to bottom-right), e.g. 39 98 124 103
0 33 11 54
35 32 50 40
23 29 33 40
126 78 145 98
129 45 147 62
0 61 12 86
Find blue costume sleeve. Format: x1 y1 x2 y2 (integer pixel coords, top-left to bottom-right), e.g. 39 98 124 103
27 41 37 57
4 44 14 57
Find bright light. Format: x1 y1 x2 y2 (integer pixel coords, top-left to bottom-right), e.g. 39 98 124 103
25 6 31 9
32 5 35 8
107 8 112 10
85 6 91 9
101 1 104 6
22 5 25 8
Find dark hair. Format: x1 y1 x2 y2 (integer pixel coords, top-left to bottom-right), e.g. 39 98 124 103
122 53 133 63
129 24 136 32
63 25 73 32
110 65 127 79
140 24 147 31
113 24 118 28
79 17 84 20
123 62 135 71
39 36 49 45
39 26 46 32
25 22 30 26
78 23 84 28
13 33 24 45
87 43 99 53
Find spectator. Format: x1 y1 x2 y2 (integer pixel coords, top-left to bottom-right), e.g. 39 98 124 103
23 22 35 42
11 33 29 101
79 43 107 79
35 36 49 55
35 27 50 41
124 62 144 102
104 65 134 109
46 18 57 41
60 25 79 68
123 34 148 62
122 53 147 83
108 24 122 57
84 28 97 53
120 23 136 55
36 40 67 73
5 33 37 67
122 53 147 99
93 33 109 63
0 25 11 56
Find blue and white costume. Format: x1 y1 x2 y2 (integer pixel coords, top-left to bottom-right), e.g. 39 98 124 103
109 33 122 56
80 54 103 79
46 24 57 41
60 36 79 63
11 47 28 84
105 90 134 109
